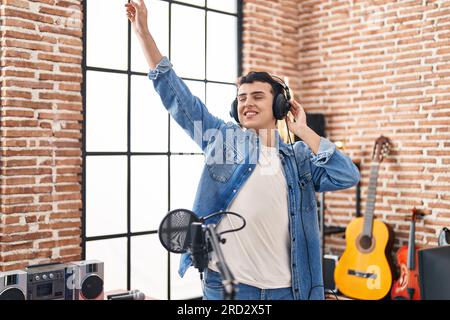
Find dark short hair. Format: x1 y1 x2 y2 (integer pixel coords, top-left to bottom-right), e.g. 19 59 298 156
237 71 284 101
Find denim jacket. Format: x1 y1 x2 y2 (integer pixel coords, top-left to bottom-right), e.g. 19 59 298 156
148 56 360 300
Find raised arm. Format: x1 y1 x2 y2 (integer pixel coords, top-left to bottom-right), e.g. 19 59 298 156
125 0 224 151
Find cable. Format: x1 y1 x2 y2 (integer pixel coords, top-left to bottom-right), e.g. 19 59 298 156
203 211 247 237
325 289 340 300
215 211 247 236
285 118 327 300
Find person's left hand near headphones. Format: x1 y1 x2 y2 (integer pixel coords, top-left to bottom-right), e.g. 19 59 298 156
285 99 321 154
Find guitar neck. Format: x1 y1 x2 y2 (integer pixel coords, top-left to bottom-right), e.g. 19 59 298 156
363 162 380 237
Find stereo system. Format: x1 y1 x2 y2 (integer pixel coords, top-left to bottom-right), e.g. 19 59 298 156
0 260 104 300
71 260 104 300
0 270 27 300
26 263 66 300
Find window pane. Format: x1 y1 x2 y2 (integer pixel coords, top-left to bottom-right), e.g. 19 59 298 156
131 235 168 300
131 75 168 152
208 0 237 14
170 155 204 210
171 4 205 79
175 0 205 6
87 0 127 70
170 80 204 153
86 71 127 152
86 156 127 237
206 82 237 123
207 12 237 82
131 156 168 232
86 238 127 293
170 253 202 299
131 0 169 73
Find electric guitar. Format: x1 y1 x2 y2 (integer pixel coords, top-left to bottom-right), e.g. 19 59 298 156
334 135 394 300
391 208 423 300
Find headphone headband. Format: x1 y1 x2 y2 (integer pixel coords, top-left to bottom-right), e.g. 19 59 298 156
269 74 291 101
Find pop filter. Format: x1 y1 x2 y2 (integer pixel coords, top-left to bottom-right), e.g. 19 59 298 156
158 209 201 253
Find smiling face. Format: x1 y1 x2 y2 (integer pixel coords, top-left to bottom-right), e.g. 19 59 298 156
237 81 277 132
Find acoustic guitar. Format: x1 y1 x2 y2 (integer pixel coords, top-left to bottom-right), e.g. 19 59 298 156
334 136 394 300
391 208 423 300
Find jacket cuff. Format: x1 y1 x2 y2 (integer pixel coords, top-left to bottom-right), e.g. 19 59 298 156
310 137 336 165
147 56 173 80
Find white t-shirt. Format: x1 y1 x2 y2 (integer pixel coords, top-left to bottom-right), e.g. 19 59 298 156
208 143 291 289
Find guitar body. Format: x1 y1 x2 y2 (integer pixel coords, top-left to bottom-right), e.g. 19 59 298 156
391 245 421 300
334 217 393 300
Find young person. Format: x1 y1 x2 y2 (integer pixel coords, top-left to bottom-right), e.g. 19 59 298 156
126 0 360 300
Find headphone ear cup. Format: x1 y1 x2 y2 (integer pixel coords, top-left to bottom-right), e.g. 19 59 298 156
230 99 239 123
274 94 290 120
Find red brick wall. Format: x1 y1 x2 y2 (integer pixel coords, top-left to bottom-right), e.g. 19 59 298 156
242 0 450 255
0 0 83 271
242 0 302 95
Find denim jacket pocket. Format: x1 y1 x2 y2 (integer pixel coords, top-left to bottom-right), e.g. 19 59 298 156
205 141 244 183
299 171 315 211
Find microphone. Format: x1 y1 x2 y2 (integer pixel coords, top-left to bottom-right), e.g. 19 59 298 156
108 290 145 300
158 209 246 272
158 209 201 254
158 209 209 272
158 209 245 300
190 222 208 272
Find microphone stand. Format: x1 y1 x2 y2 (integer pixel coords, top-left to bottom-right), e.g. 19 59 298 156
205 224 238 300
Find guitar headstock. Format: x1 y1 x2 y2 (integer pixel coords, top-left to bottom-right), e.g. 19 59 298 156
411 207 425 222
372 135 391 163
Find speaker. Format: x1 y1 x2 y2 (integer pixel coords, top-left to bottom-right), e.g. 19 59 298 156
296 113 326 142
323 254 338 292
0 270 27 300
71 260 104 300
307 113 326 137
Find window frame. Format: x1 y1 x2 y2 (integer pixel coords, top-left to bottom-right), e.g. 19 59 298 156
81 0 243 300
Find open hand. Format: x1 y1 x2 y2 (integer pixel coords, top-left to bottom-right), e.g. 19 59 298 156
125 0 149 36
285 99 307 137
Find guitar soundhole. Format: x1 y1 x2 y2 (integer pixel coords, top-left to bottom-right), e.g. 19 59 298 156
360 235 373 250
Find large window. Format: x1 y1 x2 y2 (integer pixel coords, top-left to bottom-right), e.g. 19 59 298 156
82 0 241 299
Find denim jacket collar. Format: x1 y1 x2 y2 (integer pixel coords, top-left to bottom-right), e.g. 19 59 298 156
241 126 294 157
277 136 295 157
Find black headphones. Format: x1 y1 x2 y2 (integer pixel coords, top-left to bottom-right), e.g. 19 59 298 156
230 74 292 124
